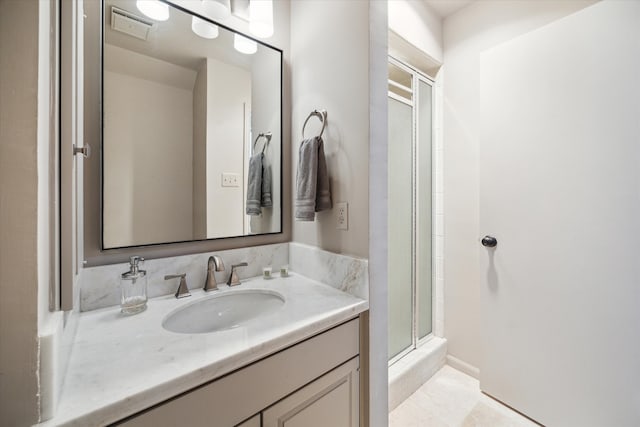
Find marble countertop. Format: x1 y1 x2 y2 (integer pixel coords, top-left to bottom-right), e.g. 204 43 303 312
43 273 368 426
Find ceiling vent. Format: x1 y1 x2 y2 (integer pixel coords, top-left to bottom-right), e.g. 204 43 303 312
110 6 154 41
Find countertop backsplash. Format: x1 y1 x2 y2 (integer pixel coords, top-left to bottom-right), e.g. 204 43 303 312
80 243 289 312
80 242 369 312
289 242 369 300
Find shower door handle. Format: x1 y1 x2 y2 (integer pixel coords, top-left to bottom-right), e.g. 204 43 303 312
481 235 498 247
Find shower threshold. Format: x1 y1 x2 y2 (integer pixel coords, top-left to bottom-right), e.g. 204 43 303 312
388 336 447 412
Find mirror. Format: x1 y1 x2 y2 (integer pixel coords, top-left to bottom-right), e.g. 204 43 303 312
101 0 282 249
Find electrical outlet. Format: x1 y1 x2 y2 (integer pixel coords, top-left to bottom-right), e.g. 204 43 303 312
336 202 348 230
222 173 240 187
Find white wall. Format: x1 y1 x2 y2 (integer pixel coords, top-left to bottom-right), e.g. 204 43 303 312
103 47 195 247
205 57 250 238
368 2 390 426
0 0 41 424
442 0 598 374
193 60 208 240
388 0 443 64
249 45 282 235
290 0 370 259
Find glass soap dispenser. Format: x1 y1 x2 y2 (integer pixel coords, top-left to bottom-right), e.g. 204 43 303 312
121 256 148 315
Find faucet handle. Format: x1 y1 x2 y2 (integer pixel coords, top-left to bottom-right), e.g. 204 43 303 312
227 262 248 286
165 274 190 299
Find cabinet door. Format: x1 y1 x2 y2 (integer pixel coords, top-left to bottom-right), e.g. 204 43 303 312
263 357 359 427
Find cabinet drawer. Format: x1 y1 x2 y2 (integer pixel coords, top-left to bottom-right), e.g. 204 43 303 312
118 318 359 427
263 357 359 427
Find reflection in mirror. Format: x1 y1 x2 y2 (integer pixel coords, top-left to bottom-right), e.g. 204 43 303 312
102 0 282 249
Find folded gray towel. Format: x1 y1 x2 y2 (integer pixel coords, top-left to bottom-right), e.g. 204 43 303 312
295 136 331 221
261 155 272 208
246 153 263 216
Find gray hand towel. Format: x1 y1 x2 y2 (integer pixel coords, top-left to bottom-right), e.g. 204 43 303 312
295 136 332 221
246 153 263 216
261 155 272 208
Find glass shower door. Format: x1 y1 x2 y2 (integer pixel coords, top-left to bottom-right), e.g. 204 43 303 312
388 95 414 360
388 59 433 362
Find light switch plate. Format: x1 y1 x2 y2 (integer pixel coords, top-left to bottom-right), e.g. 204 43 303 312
222 173 240 187
336 202 348 230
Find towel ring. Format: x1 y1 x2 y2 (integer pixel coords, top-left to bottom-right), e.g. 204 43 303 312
253 132 272 154
302 109 327 139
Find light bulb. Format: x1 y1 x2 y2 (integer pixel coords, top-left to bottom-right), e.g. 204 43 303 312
192 16 219 39
136 0 169 21
201 0 231 21
234 34 257 55
249 0 273 38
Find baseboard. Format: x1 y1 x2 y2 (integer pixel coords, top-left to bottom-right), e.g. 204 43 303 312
446 354 479 379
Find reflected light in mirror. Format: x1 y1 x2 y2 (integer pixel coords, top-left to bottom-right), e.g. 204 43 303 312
249 0 273 38
136 0 169 21
191 16 219 39
202 0 231 21
234 34 257 54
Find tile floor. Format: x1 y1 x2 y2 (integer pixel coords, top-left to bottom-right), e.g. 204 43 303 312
389 365 539 427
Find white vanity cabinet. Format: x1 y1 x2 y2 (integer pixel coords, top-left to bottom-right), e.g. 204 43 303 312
117 318 360 427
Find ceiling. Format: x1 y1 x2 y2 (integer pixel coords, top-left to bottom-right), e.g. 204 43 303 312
423 0 475 18
104 0 263 71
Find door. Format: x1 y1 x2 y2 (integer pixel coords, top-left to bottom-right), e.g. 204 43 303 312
479 2 640 426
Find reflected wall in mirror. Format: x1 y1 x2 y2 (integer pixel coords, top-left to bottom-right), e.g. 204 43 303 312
102 0 282 249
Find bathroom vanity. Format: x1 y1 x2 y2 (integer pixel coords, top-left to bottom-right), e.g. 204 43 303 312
45 274 367 426
121 319 360 426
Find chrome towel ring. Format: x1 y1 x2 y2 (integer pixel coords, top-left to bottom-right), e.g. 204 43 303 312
253 132 272 154
302 109 327 139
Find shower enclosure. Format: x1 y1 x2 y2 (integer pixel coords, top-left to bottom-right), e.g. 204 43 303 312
387 57 433 363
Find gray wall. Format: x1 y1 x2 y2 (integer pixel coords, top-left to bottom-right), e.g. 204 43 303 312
290 0 371 259
0 0 41 424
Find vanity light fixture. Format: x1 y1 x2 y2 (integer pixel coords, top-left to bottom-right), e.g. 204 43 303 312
192 16 219 39
202 0 231 21
249 0 273 38
136 0 169 21
234 34 257 54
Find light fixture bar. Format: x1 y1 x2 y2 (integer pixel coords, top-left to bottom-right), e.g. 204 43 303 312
249 0 273 38
136 0 169 21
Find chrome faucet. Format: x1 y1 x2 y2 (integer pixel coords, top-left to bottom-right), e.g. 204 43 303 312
165 273 190 298
227 262 248 286
204 255 225 291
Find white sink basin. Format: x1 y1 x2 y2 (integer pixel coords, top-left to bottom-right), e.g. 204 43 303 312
162 290 285 334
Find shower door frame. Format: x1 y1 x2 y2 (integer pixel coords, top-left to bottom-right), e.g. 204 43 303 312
388 56 435 366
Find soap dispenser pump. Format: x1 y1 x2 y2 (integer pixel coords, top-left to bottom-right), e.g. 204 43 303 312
121 256 148 315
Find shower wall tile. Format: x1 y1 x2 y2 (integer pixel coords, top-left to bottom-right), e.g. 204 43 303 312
435 151 444 193
433 72 445 338
435 236 444 256
435 214 444 236
435 257 444 280
435 193 443 214
434 276 445 337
